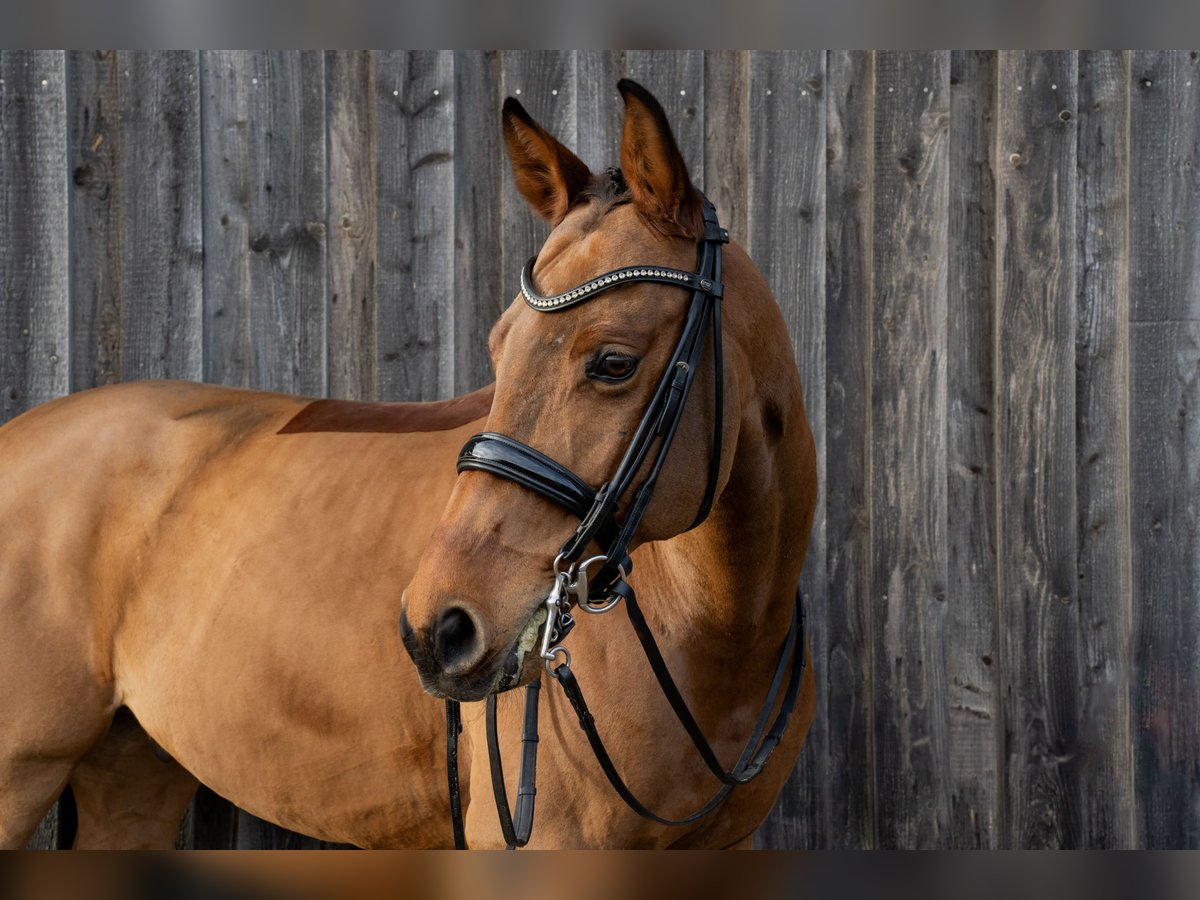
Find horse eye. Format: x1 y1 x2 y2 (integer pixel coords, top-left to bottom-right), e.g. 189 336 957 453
588 352 640 383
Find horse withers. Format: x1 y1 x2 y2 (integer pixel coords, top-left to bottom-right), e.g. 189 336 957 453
0 80 816 849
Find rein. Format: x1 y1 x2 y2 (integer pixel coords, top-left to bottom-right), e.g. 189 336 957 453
444 195 806 849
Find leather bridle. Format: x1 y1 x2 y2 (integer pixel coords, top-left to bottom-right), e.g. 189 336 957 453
443 191 807 849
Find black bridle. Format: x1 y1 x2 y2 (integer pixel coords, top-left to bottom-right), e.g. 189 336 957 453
444 193 806 849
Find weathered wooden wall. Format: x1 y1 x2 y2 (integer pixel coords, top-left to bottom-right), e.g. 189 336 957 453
2 50 1197 849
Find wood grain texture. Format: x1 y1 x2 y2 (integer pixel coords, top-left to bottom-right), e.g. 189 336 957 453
995 50 1081 849
781 48 875 851
499 52 575 303
201 51 326 396
870 50 951 849
574 51 624 173
376 50 455 402
452 50 502 392
1074 50 1135 849
327 50 377 401
1 50 70 425
117 51 203 381
1129 50 1200 849
747 50 827 850
946 49 1000 848
68 50 123 392
703 51 749 245
627 51 705 190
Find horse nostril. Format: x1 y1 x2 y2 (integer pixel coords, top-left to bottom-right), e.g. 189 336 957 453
434 606 483 674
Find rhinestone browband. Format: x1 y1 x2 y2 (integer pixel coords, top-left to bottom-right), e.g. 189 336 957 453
519 256 715 312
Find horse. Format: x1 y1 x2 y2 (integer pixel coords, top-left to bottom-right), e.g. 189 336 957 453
0 79 816 849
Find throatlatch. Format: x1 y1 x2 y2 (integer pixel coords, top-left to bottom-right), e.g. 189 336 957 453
445 192 806 849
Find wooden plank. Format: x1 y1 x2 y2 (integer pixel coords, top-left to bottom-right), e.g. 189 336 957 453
376 51 455 402
1129 49 1200 849
452 50 502 392
327 50 377 401
117 51 203 381
0 50 70 425
1074 50 1135 849
945 49 1000 848
703 51 749 245
68 50 123 392
870 50 952 849
746 49 826 850
499 52 575 305
995 50 1081 849
201 50 326 396
626 51 705 190
574 51 624 174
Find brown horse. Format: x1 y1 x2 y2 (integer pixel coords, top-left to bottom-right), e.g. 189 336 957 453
0 81 816 849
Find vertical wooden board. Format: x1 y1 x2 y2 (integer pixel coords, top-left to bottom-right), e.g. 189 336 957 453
746 50 826 850
0 50 69 426
995 50 1081 849
574 51 624 172
703 51 749 245
946 49 1000 849
1129 50 1200 850
870 50 951 849
1075 50 1135 849
327 50 377 401
117 51 203 381
1129 51 1200 325
780 49 875 851
452 50 502 392
188 786 237 849
376 51 455 402
202 51 326 396
1129 322 1200 849
68 50 123 392
626 51 705 190
499 52 576 303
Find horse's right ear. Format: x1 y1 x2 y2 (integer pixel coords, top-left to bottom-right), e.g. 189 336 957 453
502 97 592 225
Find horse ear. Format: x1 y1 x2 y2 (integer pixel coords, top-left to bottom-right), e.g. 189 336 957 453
617 79 704 240
502 97 592 225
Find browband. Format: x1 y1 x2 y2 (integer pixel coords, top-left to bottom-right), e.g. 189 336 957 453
520 259 723 312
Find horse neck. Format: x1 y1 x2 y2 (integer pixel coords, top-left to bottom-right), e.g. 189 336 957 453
645 336 813 666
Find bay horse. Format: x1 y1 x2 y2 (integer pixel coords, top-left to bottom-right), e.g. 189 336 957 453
0 80 816 849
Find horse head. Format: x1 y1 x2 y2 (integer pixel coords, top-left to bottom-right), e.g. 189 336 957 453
401 80 808 703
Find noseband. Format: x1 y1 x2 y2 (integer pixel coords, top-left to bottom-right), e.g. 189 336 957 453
444 193 806 849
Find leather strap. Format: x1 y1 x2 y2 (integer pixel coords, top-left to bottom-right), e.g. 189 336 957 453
485 681 542 849
445 699 466 849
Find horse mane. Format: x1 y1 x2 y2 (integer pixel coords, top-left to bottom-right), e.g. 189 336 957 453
576 168 632 232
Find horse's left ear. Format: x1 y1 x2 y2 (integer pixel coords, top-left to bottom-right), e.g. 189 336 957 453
502 97 593 225
617 79 705 240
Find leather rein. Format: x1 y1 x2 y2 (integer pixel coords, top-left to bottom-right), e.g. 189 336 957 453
444 193 807 849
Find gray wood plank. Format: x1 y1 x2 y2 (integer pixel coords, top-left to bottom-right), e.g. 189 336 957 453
1075 49 1135 849
1129 49 1200 850
201 50 326 396
1 50 70 426
68 50 122 392
117 51 203 382
946 49 1000 849
1 50 70 849
746 49 827 850
626 51 705 191
327 50 377 401
452 50 502 392
1129 51 1200 325
376 50 455 402
703 51 749 245
870 50 952 849
499 52 576 305
574 51 624 174
995 50 1081 849
1129 321 1200 850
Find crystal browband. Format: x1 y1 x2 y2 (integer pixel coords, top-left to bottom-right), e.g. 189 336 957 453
519 256 722 312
